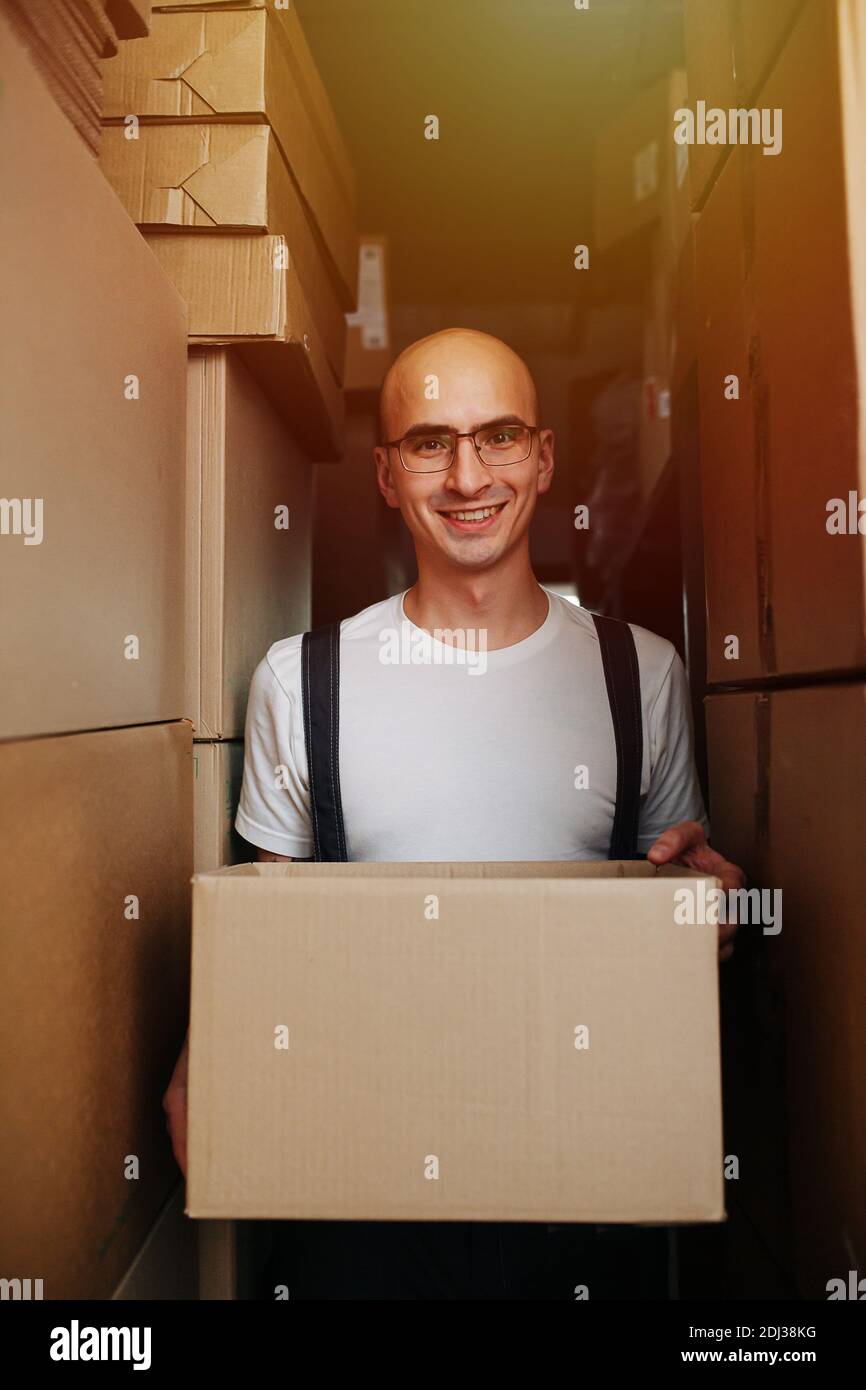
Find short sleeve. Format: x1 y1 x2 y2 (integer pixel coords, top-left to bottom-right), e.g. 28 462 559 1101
234 648 315 858
637 648 710 852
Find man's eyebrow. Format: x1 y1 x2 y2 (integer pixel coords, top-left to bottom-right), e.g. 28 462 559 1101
398 414 531 439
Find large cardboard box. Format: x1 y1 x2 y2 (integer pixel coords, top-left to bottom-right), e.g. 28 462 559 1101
193 739 245 871
100 123 347 383
187 861 725 1223
696 0 866 683
594 70 691 269
344 236 393 394
0 17 188 740
0 721 193 1300
186 349 312 737
147 233 344 459
705 685 866 1296
104 1 358 307
683 0 805 207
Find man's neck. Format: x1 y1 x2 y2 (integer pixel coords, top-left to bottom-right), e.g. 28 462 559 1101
403 554 549 651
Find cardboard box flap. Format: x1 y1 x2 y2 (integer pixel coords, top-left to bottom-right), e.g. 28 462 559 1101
193 859 710 883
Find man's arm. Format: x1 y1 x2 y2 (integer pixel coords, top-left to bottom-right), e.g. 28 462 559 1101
647 821 744 962
162 847 312 1175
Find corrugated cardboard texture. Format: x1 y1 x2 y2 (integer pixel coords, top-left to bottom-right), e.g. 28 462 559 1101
697 0 866 682
0 722 193 1300
103 3 357 306
100 122 346 381
188 862 725 1224
4 0 117 154
0 18 188 739
146 231 344 459
185 349 312 736
193 738 246 870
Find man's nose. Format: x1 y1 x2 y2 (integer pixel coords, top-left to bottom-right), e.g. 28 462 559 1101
446 435 492 494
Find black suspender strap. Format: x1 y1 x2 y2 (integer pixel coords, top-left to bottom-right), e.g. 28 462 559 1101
300 611 642 863
300 621 348 862
592 613 644 861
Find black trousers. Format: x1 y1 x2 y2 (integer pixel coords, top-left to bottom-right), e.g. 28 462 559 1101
259 1219 670 1301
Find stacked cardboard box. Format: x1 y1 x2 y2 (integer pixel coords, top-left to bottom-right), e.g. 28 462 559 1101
0 18 194 1299
683 0 806 208
1 0 153 155
593 70 691 505
184 344 313 1298
689 0 866 1295
0 721 193 1300
100 0 358 460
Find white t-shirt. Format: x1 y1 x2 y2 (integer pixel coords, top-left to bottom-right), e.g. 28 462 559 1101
235 588 710 862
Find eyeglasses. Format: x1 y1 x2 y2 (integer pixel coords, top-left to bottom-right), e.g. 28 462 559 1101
381 422 541 473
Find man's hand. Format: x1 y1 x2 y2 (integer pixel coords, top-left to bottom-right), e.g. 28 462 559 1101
646 820 744 962
163 1035 189 1177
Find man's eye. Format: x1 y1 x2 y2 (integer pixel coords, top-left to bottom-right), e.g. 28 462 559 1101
416 437 447 452
488 430 517 446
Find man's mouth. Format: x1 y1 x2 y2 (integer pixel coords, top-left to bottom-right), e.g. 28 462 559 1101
435 501 508 531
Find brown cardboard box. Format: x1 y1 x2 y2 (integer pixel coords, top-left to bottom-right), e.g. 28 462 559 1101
705 684 866 1296
594 70 691 268
103 2 358 307
112 1185 197 1300
146 233 344 459
0 18 188 740
0 721 193 1300
696 0 866 683
193 739 245 871
344 236 393 393
187 861 725 1223
185 348 312 736
4 0 117 154
100 122 347 382
683 0 805 207
105 0 152 41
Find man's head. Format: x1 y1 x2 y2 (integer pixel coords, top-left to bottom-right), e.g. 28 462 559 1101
374 328 554 575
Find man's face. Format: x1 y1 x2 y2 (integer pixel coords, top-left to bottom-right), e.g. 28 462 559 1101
374 337 554 572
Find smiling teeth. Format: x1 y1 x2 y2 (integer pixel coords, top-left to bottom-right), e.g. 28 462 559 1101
450 505 502 521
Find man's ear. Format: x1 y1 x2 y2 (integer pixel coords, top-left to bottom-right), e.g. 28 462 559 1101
374 447 402 509
536 427 555 496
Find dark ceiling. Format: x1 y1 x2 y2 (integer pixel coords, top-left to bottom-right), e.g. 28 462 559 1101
295 0 684 306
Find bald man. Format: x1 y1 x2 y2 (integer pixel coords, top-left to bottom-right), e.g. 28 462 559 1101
166 328 743 1299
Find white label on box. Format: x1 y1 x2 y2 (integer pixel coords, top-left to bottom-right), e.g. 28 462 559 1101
345 242 389 351
633 141 659 202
